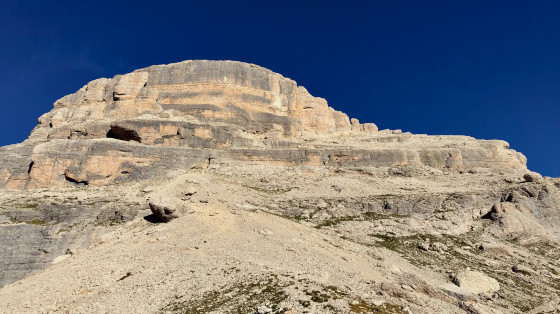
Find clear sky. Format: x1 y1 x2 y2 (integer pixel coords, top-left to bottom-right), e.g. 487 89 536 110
1 1 559 177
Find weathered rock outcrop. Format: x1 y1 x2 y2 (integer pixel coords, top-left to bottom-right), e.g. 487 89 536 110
0 60 527 190
452 270 500 295
148 202 178 223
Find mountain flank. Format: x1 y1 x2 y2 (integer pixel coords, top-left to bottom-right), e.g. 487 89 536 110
0 60 559 314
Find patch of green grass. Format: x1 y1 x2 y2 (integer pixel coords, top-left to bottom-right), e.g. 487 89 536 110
26 218 48 225
158 276 289 314
314 212 410 229
368 233 483 268
307 284 406 313
306 290 331 303
364 212 409 220
93 219 123 227
10 218 49 225
292 215 309 222
315 216 357 228
524 240 560 261
364 233 560 313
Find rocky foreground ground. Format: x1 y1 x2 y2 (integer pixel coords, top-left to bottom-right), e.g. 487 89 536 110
0 60 559 313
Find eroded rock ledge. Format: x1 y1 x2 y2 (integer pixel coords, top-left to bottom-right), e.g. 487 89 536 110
0 60 527 189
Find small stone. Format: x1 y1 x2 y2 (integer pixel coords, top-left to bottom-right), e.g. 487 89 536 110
256 305 273 314
418 242 430 252
259 229 273 236
142 186 154 193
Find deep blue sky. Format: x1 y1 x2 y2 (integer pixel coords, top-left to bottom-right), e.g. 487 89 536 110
1 1 559 177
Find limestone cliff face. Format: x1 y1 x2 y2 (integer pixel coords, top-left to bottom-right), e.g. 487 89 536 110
0 60 526 189
36 60 352 137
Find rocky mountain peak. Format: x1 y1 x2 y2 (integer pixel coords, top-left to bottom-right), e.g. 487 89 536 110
1 61 558 313
37 59 355 139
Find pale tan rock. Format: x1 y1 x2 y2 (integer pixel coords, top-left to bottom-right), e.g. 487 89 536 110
331 109 351 129
362 123 378 132
51 254 71 265
148 202 178 223
0 60 532 190
524 172 543 183
453 270 500 294
83 78 111 103
491 202 517 214
113 72 149 101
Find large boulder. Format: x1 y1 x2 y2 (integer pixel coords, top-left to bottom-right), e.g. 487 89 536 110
148 203 179 223
452 270 500 295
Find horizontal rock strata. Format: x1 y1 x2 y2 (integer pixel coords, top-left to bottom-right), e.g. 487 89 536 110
0 61 526 189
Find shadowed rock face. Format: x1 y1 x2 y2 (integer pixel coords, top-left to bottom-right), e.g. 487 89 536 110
0 60 526 190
